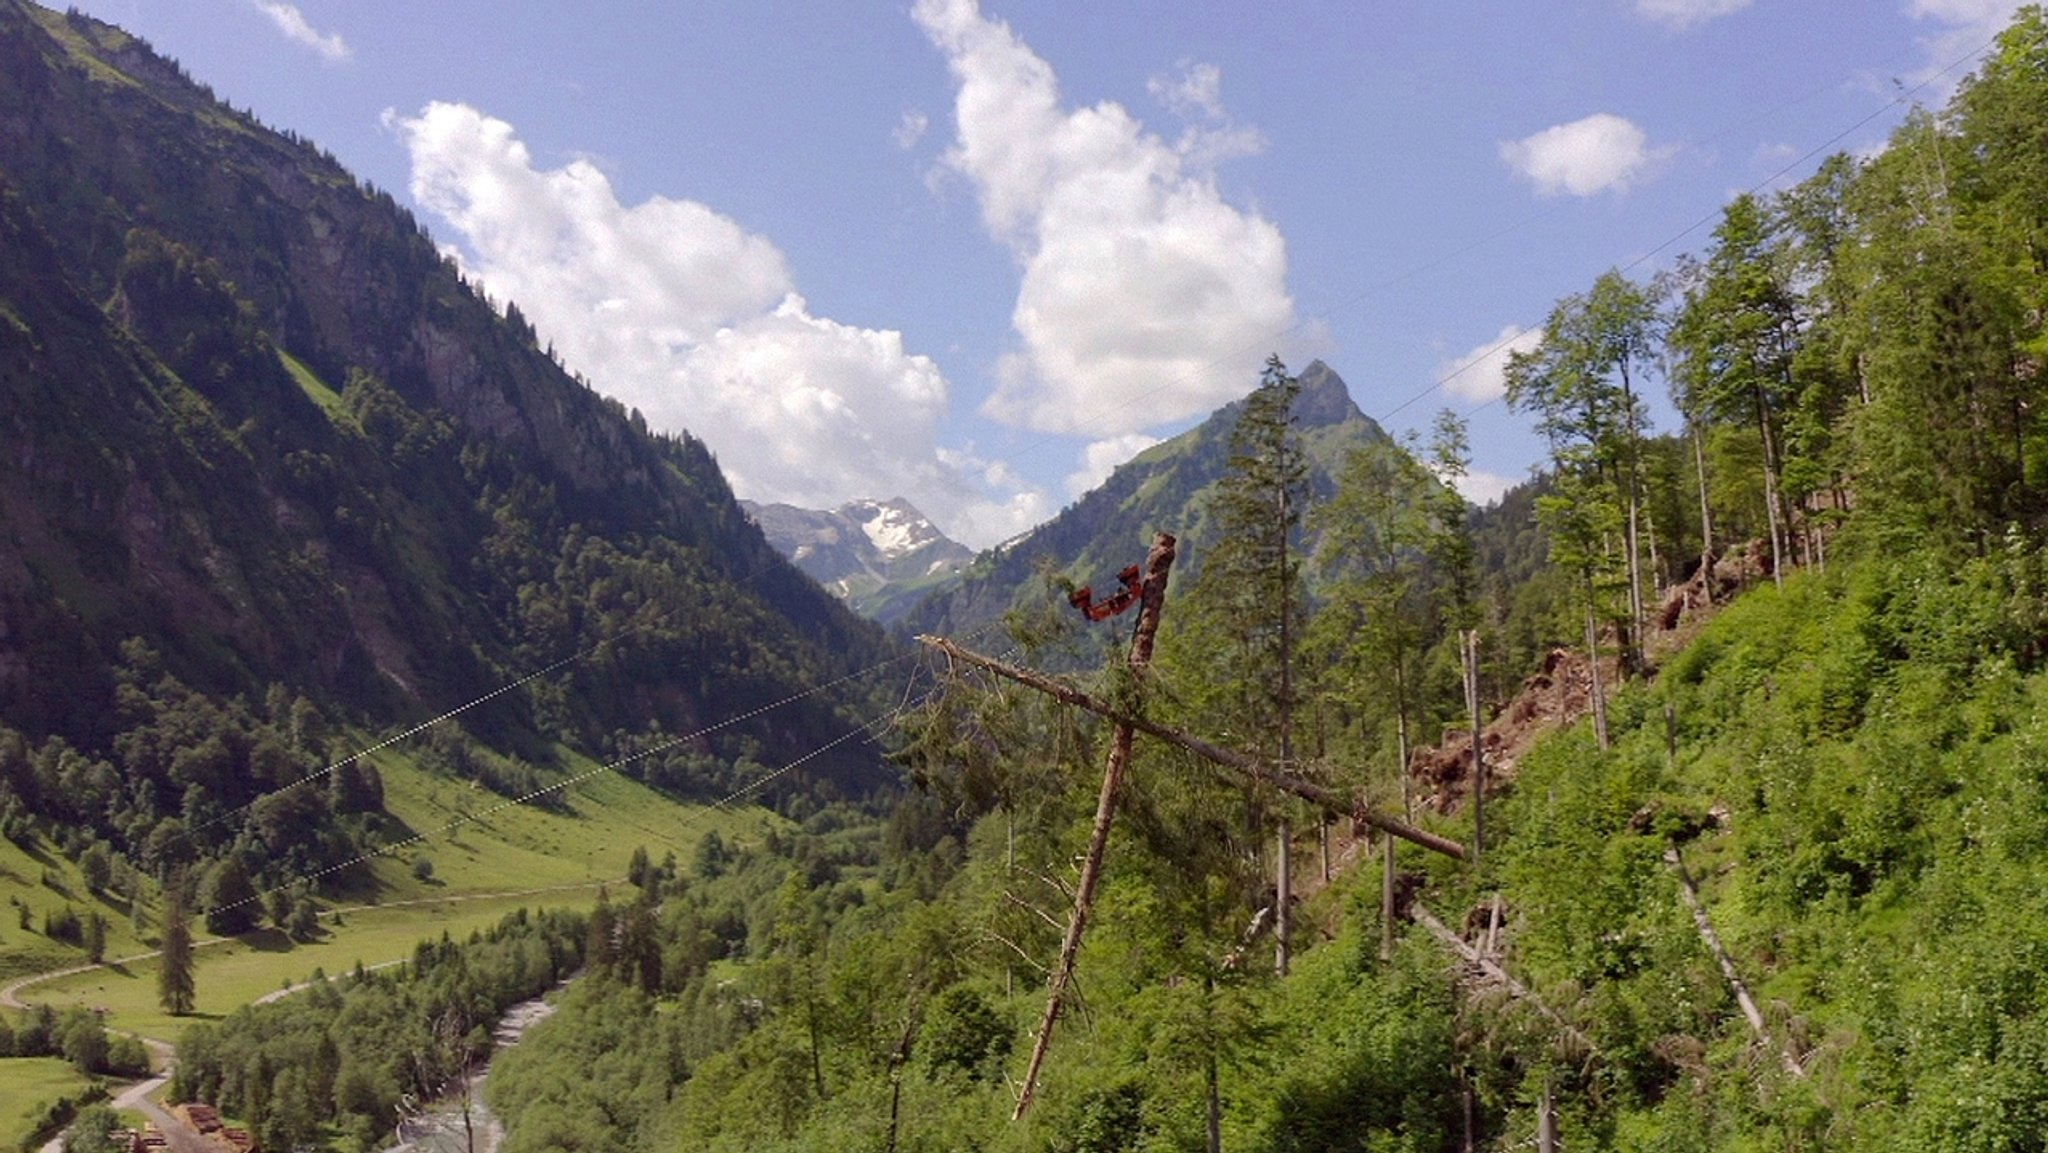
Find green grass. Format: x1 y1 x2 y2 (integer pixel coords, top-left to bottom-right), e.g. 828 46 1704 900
32 890 585 1040
0 835 152 983
0 1057 94 1151
276 347 350 426
363 742 782 899
10 741 783 1040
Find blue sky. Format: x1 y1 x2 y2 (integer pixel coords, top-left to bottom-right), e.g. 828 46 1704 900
67 0 2026 547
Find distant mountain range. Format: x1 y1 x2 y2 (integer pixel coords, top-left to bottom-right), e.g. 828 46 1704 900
740 498 973 623
892 359 1393 652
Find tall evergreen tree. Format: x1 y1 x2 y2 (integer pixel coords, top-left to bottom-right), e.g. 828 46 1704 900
1169 355 1307 976
159 876 195 1016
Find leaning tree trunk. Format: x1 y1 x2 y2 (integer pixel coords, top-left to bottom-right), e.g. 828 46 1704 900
1012 533 1177 1120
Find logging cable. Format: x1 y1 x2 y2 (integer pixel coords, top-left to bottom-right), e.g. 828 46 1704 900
211 622 1010 919
183 532 918 843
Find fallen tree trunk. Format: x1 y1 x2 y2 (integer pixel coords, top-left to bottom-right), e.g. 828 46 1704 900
1664 847 1804 1078
1412 902 1597 1057
918 635 1466 861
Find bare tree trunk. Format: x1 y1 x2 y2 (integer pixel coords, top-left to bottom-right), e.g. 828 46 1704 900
1461 1068 1476 1153
1585 601 1610 751
1384 698 1409 961
1621 368 1648 675
1538 1075 1558 1153
1320 813 1331 884
1756 395 1787 590
1624 492 1647 673
1276 480 1294 979
1464 630 1485 863
1275 816 1291 977
1013 533 1177 1120
1692 418 1715 594
1413 904 1599 1055
1395 663 1414 822
1665 846 1804 1078
1007 807 1016 998
1644 492 1664 595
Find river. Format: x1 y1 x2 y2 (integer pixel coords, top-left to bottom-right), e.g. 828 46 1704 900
383 989 563 1153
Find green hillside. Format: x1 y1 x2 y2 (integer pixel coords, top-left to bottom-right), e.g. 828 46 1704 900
0 0 905 937
15 0 2048 1150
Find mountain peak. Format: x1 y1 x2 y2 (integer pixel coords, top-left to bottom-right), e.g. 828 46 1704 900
743 498 973 621
1294 359 1366 428
837 497 949 562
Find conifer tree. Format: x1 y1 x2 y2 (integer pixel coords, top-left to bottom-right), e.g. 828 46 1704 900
1171 354 1307 973
1507 271 1658 677
159 876 195 1016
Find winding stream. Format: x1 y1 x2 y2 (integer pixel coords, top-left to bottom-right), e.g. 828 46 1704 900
384 990 563 1153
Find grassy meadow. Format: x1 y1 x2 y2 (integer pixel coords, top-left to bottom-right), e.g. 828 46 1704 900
0 1056 94 1150
4 738 785 1043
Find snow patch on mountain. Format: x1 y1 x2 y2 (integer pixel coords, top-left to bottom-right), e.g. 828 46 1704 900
742 496 975 622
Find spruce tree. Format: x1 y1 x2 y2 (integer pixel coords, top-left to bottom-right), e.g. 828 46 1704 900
1170 354 1307 974
159 877 195 1016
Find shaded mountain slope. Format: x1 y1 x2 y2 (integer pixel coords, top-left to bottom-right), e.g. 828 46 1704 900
0 0 894 796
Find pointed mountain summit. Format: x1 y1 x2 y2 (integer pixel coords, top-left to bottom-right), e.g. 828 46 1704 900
742 497 974 622
898 360 1390 652
1294 358 1370 427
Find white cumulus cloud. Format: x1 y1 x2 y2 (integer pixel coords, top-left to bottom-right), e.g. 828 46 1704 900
1438 324 1542 404
1500 113 1672 197
1066 433 1161 497
250 1 349 62
913 0 1297 439
1455 469 1519 508
389 101 1045 549
1633 0 1752 32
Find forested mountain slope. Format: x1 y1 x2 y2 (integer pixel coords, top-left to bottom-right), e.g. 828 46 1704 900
0 0 899 897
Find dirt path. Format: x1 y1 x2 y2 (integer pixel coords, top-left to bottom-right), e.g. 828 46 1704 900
252 958 406 1006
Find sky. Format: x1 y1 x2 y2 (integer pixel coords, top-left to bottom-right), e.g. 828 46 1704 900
64 0 2029 548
